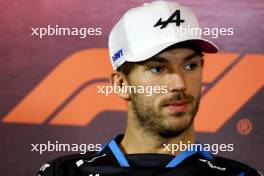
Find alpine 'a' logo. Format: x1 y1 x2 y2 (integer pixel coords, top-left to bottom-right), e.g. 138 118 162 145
154 10 185 29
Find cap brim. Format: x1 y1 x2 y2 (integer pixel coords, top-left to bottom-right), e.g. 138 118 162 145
126 38 218 63
188 38 218 53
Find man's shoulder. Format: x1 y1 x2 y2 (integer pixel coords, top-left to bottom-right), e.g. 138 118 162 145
211 156 262 176
37 151 97 176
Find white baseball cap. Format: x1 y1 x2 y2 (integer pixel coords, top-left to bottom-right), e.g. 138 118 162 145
108 0 218 70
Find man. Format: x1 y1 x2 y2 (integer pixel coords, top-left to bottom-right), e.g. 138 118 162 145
38 1 261 175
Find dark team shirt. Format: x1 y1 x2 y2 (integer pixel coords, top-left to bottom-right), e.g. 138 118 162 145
37 134 261 176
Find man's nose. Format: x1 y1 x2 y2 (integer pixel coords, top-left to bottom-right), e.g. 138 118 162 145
167 73 187 92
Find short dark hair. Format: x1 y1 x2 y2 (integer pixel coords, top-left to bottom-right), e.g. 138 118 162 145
117 41 203 76
116 61 136 76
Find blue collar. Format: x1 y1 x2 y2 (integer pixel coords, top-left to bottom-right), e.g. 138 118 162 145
97 134 213 168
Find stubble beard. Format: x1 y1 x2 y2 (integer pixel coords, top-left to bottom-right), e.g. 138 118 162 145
131 92 201 139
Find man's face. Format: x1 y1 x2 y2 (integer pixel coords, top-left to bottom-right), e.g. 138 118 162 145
127 47 203 138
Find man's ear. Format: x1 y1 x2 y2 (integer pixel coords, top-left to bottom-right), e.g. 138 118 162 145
110 71 131 100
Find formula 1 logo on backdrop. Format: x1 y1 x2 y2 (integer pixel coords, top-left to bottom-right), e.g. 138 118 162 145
2 48 264 132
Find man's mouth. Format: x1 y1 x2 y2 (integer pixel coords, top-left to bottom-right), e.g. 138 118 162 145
164 100 190 113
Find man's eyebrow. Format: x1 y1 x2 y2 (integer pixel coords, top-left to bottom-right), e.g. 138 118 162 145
149 52 203 63
148 56 169 63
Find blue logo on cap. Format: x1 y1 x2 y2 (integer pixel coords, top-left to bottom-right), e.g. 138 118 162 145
112 49 123 62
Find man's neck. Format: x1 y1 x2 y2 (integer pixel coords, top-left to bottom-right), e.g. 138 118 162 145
120 115 195 156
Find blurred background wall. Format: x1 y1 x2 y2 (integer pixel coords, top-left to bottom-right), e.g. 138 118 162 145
0 0 263 175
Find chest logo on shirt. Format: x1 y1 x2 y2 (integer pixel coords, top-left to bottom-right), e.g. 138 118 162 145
199 159 226 171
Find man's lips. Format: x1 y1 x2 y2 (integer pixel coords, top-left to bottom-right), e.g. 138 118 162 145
164 100 190 113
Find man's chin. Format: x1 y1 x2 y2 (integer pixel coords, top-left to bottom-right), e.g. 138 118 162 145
161 114 193 131
163 111 191 122
157 126 187 138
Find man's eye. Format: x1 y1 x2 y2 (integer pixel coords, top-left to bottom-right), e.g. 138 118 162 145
150 66 164 73
184 63 198 71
